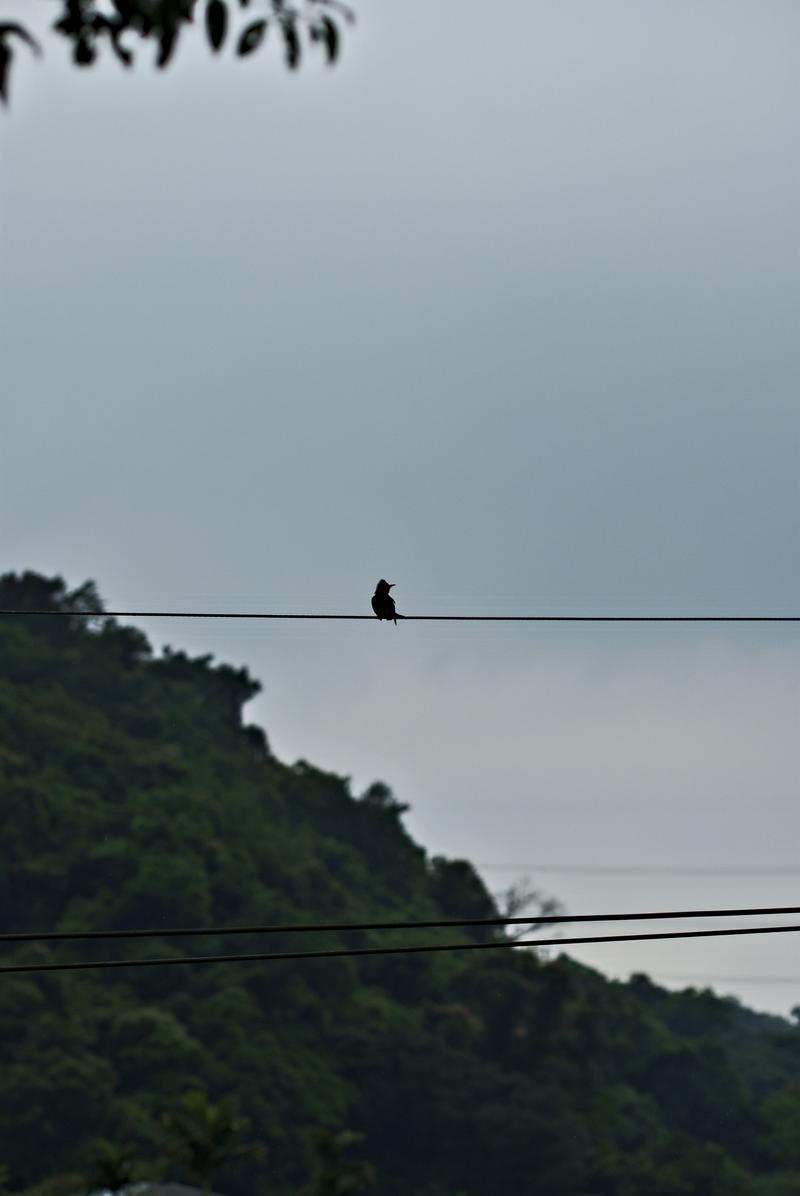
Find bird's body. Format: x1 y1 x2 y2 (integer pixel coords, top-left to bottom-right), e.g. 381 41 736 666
372 579 402 624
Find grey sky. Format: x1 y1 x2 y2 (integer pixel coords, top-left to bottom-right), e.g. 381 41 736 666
2 1 798 1012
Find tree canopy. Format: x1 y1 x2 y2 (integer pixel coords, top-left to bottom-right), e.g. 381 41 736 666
0 0 355 105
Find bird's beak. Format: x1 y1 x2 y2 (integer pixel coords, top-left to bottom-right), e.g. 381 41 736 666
388 583 395 589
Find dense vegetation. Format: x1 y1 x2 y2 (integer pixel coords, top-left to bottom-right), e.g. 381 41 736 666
2 571 800 1196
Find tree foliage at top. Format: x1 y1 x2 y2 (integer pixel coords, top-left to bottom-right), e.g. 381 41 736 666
0 0 355 105
2 570 800 1196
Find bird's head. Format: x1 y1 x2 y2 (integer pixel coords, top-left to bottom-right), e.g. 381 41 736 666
376 579 394 593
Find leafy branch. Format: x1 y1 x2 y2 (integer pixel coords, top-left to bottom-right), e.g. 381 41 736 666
0 0 355 105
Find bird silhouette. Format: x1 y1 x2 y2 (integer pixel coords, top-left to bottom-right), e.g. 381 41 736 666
372 579 403 624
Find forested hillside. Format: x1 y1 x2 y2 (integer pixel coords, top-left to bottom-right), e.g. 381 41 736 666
2 572 800 1196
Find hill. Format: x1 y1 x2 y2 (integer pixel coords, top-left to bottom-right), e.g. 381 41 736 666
2 571 800 1196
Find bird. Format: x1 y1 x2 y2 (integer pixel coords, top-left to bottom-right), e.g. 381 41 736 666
371 579 403 624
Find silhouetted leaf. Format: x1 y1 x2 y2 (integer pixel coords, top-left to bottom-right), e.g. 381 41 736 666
205 0 228 52
0 43 11 105
237 19 266 57
75 33 96 66
281 18 300 69
156 24 178 68
319 15 338 63
108 29 134 67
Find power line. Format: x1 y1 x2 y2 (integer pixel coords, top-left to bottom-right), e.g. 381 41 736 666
656 974 800 987
3 903 800 945
3 921 800 976
482 864 800 876
0 609 797 623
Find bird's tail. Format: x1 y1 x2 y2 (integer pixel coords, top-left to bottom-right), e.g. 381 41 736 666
393 613 405 624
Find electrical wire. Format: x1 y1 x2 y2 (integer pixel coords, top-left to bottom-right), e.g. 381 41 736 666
0 610 797 622
656 974 800 987
481 864 800 876
3 922 800 976
3 903 800 945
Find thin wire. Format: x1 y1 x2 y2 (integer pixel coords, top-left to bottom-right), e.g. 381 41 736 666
4 903 800 945
657 974 800 987
481 863 800 875
3 922 800 976
0 610 797 622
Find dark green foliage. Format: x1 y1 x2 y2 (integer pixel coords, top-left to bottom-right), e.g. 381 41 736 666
84 1140 144 1194
301 1130 374 1196
428 857 498 934
1 571 800 1196
161 1090 263 1193
1 0 355 105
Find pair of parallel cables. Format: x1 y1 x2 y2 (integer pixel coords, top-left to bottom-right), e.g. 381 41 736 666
3 905 800 976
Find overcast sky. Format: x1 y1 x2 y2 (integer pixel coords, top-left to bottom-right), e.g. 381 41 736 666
2 0 799 1013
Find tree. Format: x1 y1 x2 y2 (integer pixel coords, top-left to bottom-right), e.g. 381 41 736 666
84 1141 142 1195
161 1091 263 1196
302 1131 374 1196
359 781 409 817
496 877 564 942
0 0 355 107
